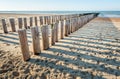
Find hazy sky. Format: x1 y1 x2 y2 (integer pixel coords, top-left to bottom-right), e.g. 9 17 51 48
0 0 120 11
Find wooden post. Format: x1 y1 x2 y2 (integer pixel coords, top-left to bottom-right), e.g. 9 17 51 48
31 26 41 55
44 16 47 24
38 27 43 51
70 19 72 33
51 24 56 45
58 21 61 39
61 21 65 39
9 18 16 32
48 16 51 25
39 16 43 25
55 22 59 42
24 18 28 29
48 25 52 46
18 29 30 61
41 25 49 50
50 16 53 24
70 19 73 33
68 20 71 34
64 20 68 36
73 19 75 32
34 17 38 26
30 17 33 27
1 19 8 33
18 18 23 29
80 16 83 26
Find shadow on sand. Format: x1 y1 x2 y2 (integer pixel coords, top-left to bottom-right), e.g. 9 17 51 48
27 17 120 79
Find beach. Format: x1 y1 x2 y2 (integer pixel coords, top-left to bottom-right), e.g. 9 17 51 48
0 13 120 79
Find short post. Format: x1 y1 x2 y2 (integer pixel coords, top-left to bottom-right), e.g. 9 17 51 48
64 20 68 36
34 17 38 26
1 19 8 33
47 25 52 46
39 16 43 25
18 18 23 29
31 26 41 55
68 20 71 34
58 21 61 39
50 16 53 24
18 29 30 61
38 27 44 50
55 22 59 42
9 18 16 32
61 21 65 39
70 19 73 33
51 24 56 45
30 17 33 27
41 25 49 50
24 18 28 29
44 16 47 24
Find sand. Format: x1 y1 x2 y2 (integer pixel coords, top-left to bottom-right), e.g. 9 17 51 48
0 15 120 79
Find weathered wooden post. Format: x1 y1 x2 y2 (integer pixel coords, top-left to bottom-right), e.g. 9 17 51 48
70 19 73 33
34 17 38 26
70 18 73 33
51 24 56 45
50 16 53 24
18 29 30 61
48 25 52 46
73 18 76 32
31 26 41 55
68 19 71 34
58 21 61 39
61 20 65 39
38 27 43 51
80 16 83 26
1 19 8 33
9 18 16 32
55 22 59 42
30 17 33 27
64 20 68 36
44 16 47 25
23 18 28 29
18 18 23 29
47 16 50 25
39 16 43 25
41 25 49 50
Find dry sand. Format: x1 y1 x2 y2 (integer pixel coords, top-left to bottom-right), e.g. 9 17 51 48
0 16 120 79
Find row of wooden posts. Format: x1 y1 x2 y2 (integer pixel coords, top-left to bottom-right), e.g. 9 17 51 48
18 13 98 61
1 13 98 34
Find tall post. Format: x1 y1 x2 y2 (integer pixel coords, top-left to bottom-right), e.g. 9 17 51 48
9 18 16 32
48 25 52 46
58 21 61 39
64 20 68 36
18 18 23 29
41 25 49 50
39 16 43 25
30 17 33 27
31 26 41 55
61 21 65 39
55 22 59 42
18 29 30 61
1 19 8 33
51 24 56 45
34 17 38 26
24 18 28 29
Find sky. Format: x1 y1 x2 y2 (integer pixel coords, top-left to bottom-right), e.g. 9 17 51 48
0 0 120 11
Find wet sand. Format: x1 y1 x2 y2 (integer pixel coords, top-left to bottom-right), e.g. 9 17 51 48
0 17 120 79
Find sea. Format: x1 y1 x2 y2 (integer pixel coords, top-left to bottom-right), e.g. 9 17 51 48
0 11 120 17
